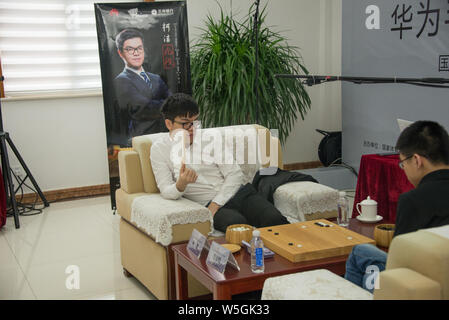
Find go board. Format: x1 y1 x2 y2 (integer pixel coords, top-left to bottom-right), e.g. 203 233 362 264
259 219 375 263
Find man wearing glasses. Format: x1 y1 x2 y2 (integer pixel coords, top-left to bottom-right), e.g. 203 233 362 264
150 93 289 232
114 28 171 145
345 120 449 293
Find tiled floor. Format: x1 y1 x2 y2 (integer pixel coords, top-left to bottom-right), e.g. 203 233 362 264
1 191 355 300
0 196 156 300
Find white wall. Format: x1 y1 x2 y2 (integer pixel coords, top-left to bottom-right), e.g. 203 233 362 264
1 0 342 192
2 95 110 190
188 0 342 163
278 0 342 163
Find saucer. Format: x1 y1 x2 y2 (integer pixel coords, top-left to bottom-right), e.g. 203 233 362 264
356 215 383 223
222 243 241 253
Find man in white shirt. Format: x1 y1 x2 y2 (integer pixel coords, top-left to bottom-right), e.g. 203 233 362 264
150 93 289 232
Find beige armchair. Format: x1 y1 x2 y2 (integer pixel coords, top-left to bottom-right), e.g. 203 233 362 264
374 224 449 300
116 124 338 299
261 224 449 300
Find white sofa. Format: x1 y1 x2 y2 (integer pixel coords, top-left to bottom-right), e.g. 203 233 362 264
116 124 339 299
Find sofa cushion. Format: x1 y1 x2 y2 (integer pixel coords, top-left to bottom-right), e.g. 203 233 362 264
386 225 449 299
133 133 168 194
132 125 281 194
374 268 441 300
261 269 373 300
273 181 339 222
425 224 449 240
131 194 213 246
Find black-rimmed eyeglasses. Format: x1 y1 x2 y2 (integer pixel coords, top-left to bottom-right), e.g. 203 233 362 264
398 155 413 169
173 120 201 130
123 46 144 54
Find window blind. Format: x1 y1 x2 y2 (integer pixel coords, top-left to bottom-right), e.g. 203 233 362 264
0 0 139 94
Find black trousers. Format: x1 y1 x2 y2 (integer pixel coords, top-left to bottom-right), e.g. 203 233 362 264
212 183 289 232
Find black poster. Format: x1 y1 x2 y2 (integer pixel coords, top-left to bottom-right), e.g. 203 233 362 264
95 1 191 209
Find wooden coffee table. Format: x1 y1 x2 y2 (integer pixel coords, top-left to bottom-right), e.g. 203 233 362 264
172 218 384 300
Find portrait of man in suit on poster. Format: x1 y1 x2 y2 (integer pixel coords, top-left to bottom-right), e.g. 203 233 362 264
114 28 171 145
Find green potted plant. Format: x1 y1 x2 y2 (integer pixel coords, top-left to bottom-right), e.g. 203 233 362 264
190 2 311 143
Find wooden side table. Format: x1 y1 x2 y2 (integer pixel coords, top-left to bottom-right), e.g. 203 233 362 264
173 242 349 300
172 218 384 300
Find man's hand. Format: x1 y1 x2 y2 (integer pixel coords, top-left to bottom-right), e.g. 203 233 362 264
207 202 221 216
176 162 198 192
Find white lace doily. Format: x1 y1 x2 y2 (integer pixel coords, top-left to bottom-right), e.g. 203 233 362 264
131 194 213 246
273 181 339 221
261 269 373 300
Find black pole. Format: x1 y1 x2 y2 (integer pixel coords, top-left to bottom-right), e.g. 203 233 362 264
0 133 19 228
253 0 261 124
5 135 49 208
274 74 449 88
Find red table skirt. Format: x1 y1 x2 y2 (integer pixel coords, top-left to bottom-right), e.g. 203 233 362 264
352 154 414 223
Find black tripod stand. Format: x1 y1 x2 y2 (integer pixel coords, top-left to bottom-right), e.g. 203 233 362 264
0 79 49 229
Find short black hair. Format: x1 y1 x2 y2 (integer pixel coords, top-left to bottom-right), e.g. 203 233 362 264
161 93 199 121
115 29 144 52
396 120 449 165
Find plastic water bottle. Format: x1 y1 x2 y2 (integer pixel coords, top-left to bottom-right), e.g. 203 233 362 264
337 191 350 227
250 230 265 273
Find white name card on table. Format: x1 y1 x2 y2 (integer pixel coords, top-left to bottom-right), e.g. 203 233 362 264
187 229 207 258
206 241 230 273
206 241 240 273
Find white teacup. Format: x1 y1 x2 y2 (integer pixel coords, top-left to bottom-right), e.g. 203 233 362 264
356 196 378 221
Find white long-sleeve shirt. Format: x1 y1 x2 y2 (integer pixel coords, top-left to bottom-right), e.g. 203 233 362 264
150 133 244 206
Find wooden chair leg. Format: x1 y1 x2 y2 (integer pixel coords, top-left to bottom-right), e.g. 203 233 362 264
123 268 133 278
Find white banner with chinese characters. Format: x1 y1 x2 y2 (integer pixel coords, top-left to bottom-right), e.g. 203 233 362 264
342 0 449 168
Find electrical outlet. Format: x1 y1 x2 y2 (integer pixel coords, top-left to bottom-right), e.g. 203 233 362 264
11 166 24 178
